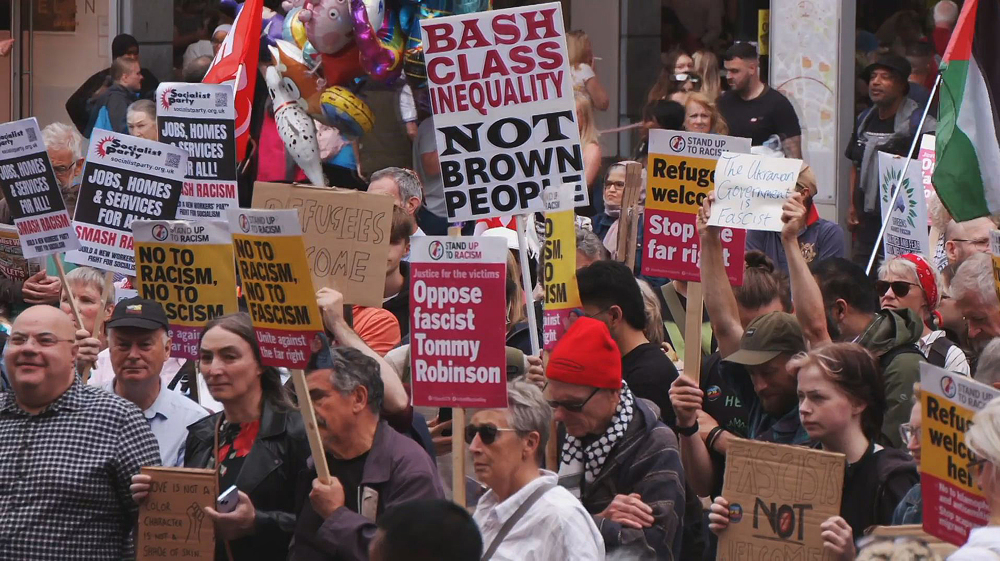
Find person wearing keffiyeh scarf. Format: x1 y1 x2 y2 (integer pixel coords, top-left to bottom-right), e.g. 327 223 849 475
545 317 686 560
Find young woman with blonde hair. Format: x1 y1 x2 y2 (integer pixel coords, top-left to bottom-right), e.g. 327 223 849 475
567 30 609 111
693 50 722 101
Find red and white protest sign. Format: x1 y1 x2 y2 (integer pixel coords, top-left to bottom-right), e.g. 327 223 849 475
156 83 239 219
919 134 935 226
66 130 186 275
641 129 750 283
421 2 586 221
0 117 79 258
409 236 508 408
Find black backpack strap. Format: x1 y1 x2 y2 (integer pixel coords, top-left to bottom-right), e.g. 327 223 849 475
927 336 956 369
878 343 925 372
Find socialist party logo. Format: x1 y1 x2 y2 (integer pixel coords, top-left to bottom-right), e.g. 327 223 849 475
95 136 162 159
151 224 169 241
160 87 211 110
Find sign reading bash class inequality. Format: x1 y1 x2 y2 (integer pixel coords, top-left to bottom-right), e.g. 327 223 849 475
156 82 238 219
421 2 586 221
409 236 508 408
133 220 238 360
0 117 79 258
920 362 999 546
641 129 749 284
252 182 392 307
66 130 186 275
228 208 323 370
718 438 845 561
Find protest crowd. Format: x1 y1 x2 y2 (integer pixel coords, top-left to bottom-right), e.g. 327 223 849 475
4 0 1000 560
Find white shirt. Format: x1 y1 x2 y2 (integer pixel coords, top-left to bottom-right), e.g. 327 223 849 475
102 379 209 467
571 63 596 94
473 470 605 561
948 526 1000 560
919 330 970 375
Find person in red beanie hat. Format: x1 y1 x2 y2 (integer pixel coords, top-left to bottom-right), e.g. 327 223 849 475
545 317 685 560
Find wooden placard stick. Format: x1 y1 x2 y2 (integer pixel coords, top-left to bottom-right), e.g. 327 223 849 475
615 162 644 264
51 254 83 329
291 368 332 483
81 270 115 385
446 225 467 507
683 282 705 384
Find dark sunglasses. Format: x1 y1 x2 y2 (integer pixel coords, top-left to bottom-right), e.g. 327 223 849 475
875 280 918 298
464 424 517 445
545 387 601 413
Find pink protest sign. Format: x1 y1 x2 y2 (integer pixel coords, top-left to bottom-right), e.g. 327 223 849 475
409 236 508 408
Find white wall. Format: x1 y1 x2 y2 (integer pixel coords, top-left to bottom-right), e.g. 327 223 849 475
570 0 620 158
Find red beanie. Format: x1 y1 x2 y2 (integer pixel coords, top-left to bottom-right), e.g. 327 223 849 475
546 317 622 389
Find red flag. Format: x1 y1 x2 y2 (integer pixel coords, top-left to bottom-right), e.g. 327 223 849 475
203 0 262 162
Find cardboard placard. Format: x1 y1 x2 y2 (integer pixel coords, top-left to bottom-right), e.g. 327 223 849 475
0 225 40 284
156 83 239 219
137 466 217 560
251 182 392 307
920 362 999 545
541 187 581 350
992 230 1000 304
717 438 845 560
420 2 586 220
228 208 324 369
0 117 79 257
878 152 930 260
66 130 187 275
133 220 239 360
409 236 508 408
918 134 935 226
641 130 749 284
707 153 803 233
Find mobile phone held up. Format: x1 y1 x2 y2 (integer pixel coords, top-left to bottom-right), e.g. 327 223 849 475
217 485 239 514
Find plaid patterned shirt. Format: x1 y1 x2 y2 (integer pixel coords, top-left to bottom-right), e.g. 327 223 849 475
0 380 161 560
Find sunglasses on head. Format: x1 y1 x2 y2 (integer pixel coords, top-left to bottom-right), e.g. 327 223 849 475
875 280 918 298
464 423 517 445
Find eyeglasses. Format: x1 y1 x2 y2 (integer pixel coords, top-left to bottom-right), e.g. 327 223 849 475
464 424 517 445
875 280 919 298
52 163 76 175
8 333 76 347
545 387 601 413
604 180 626 191
899 423 919 445
951 237 990 248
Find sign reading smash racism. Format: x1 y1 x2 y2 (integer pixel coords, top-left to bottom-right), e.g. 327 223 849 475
641 129 749 284
133 220 238 360
420 2 586 221
409 236 508 408
0 225 40 284
66 130 186 275
878 152 930 260
0 117 79 258
541 186 582 350
718 439 845 560
156 83 238 219
228 208 323 370
920 362 1000 545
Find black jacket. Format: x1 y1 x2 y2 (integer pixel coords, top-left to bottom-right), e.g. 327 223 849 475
185 401 311 561
66 67 159 134
86 84 135 135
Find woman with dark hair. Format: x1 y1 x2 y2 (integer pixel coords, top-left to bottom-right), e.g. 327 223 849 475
646 48 695 104
132 313 310 561
708 343 918 558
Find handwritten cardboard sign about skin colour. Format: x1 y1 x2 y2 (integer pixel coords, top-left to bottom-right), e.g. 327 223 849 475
718 438 845 561
137 467 217 560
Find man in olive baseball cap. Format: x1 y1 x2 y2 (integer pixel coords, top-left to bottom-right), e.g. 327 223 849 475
725 312 807 439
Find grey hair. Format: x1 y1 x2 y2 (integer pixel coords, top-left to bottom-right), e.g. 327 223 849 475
109 325 170 344
576 227 609 261
933 0 959 26
504 380 552 466
877 256 946 310
329 346 384 414
41 122 84 161
127 99 156 120
976 338 1000 387
951 253 998 307
370 167 423 205
65 266 115 305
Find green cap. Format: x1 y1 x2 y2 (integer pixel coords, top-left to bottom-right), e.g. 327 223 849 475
725 312 807 366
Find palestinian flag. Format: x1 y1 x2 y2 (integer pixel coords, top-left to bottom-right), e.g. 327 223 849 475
933 0 1000 221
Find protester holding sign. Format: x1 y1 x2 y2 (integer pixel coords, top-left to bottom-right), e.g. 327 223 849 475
545 317 685 560
61 266 114 373
131 313 310 561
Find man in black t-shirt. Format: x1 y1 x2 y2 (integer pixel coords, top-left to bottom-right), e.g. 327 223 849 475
717 43 802 156
577 261 680 427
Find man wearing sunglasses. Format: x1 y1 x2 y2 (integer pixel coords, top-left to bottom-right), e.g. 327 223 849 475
467 381 603 560
545 317 685 560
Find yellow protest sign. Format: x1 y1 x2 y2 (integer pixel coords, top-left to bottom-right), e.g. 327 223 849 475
133 220 238 360
542 190 581 350
228 208 324 369
920 362 999 545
